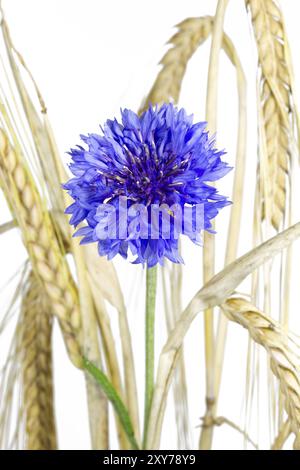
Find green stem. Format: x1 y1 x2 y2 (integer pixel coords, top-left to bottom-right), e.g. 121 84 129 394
143 265 157 448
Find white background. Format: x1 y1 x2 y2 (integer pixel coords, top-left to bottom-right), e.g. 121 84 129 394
1 0 300 450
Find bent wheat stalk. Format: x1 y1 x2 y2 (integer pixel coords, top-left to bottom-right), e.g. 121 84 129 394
146 221 300 449
271 420 291 450
201 31 247 449
200 0 229 452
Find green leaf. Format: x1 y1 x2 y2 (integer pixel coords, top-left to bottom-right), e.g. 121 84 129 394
83 357 139 450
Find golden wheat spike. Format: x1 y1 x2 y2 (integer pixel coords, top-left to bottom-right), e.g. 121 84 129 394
21 273 57 450
139 17 214 113
222 297 300 450
245 0 299 230
0 128 82 367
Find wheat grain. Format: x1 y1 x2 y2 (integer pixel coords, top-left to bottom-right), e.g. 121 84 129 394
21 273 57 450
245 0 299 230
0 128 82 367
222 297 300 449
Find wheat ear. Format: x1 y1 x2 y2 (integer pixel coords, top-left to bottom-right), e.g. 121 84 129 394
245 0 300 230
139 16 214 112
222 297 300 449
21 273 57 450
0 129 82 367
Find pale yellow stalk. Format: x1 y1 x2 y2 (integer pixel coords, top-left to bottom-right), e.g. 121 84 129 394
200 0 229 451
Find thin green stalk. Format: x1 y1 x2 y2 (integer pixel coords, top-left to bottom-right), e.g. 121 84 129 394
83 358 139 450
143 265 157 448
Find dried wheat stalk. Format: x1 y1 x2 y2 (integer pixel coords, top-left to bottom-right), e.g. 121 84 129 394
245 0 300 440
162 263 192 449
0 264 29 449
0 128 82 367
222 297 300 449
21 273 57 450
87 282 127 448
201 0 229 451
84 244 140 446
0 131 108 449
271 419 291 450
200 29 247 449
0 20 120 445
245 0 300 230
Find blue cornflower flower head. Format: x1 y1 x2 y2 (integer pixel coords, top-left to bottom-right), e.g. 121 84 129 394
63 103 232 267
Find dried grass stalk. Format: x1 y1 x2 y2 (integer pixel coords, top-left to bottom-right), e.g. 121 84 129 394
245 0 300 230
0 265 29 449
222 297 300 449
0 129 82 367
74 250 109 450
21 273 56 450
201 31 247 448
88 284 128 449
200 0 229 451
85 244 140 446
162 264 192 449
